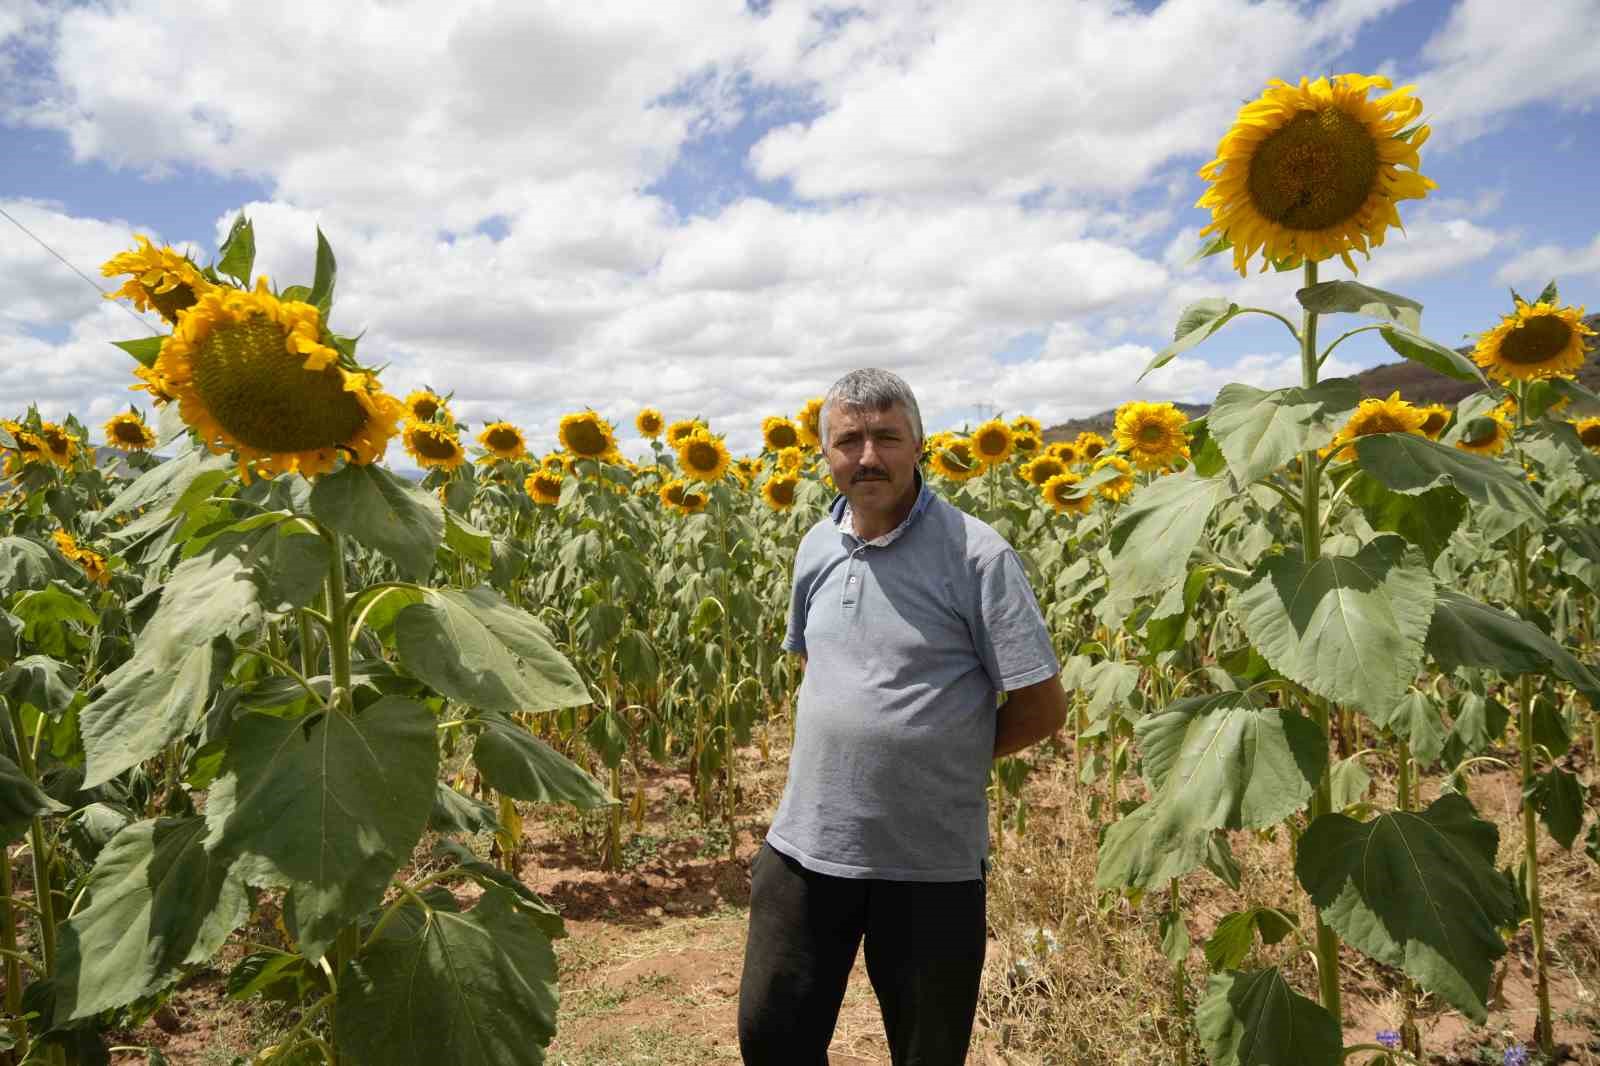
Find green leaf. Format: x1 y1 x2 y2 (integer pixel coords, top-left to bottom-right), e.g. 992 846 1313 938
1521 422 1600 482
1239 536 1436 716
1345 474 1466 566
311 462 444 580
307 227 337 317
203 697 439 961
444 509 494 569
1203 908 1298 973
1528 767 1584 850
98 442 231 525
1443 693 1511 767
1329 755 1372 811
1379 326 1487 384
1159 909 1190 964
1295 793 1516 1021
1108 471 1232 600
215 215 255 284
1141 299 1239 379
1536 279 1559 305
53 817 249 1021
1529 695 1572 758
1095 802 1211 893
584 707 629 770
1208 379 1359 483
1355 432 1543 532
1 752 68 845
430 839 566 942
472 715 614 810
110 336 165 369
429 783 501 837
1297 280 1422 332
1374 691 1448 766
1426 590 1600 706
616 629 659 686
0 655 79 717
0 536 57 594
335 887 558 1066
1196 968 1341 1066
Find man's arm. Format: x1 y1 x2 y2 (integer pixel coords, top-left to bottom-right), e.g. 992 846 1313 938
993 674 1068 759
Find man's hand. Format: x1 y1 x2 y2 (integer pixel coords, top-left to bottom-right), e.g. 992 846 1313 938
993 674 1069 759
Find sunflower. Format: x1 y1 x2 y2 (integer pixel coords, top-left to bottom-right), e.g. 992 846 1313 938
36 423 80 467
559 410 618 461
1010 414 1042 436
658 478 689 512
153 279 403 479
1322 391 1427 460
971 419 1015 466
1114 402 1191 470
1197 74 1433 275
680 487 709 514
1045 441 1081 465
131 364 176 406
1455 409 1512 457
928 437 981 482
100 235 211 325
477 421 529 462
677 429 731 482
734 456 764 487
1471 298 1595 384
636 407 664 438
762 416 801 452
763 473 799 512
539 452 567 474
525 469 563 506
103 411 157 452
403 420 466 471
1019 454 1067 488
1575 417 1600 452
774 446 805 473
1012 430 1042 457
796 398 824 449
52 530 111 588
1074 431 1109 461
405 389 452 425
1041 472 1092 515
2 420 43 463
1093 456 1136 502
1416 404 1452 441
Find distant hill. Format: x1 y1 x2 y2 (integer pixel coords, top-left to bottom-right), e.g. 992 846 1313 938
1043 313 1600 442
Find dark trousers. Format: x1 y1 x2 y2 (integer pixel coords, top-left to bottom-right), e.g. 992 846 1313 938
738 841 987 1066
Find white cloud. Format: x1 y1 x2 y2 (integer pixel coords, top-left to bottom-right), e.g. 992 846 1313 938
0 197 177 329
1494 231 1600 289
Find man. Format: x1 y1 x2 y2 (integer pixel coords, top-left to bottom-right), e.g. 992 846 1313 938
738 368 1069 1065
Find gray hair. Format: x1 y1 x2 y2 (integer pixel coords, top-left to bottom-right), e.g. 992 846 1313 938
818 368 925 450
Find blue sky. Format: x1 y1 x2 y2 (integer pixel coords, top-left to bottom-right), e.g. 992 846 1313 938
3 0 1599 463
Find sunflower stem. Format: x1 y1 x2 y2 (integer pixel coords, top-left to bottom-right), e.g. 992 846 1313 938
2 840 30 1059
1512 526 1555 1054
1396 736 1422 1058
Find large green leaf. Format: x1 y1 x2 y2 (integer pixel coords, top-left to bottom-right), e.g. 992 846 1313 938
335 886 558 1066
53 817 249 1021
1345 474 1466 566
1196 968 1341 1066
1297 280 1422 332
472 715 614 810
1426 590 1600 705
1295 793 1516 1021
203 697 438 961
443 509 494 568
96 442 232 526
310 462 444 580
1529 767 1585 850
1207 379 1358 484
1108 471 1232 600
1239 536 1435 716
0 536 57 594
1 751 67 845
429 783 500 836
0 655 78 717
1140 299 1239 379
1379 326 1487 383
1353 433 1543 529
394 588 589 715
1095 801 1212 893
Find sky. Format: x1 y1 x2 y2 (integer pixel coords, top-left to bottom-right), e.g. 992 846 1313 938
2 0 1599 469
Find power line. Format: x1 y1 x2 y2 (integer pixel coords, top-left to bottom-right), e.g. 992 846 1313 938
0 202 162 336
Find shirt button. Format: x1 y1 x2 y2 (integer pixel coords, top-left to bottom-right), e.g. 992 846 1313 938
847 576 857 584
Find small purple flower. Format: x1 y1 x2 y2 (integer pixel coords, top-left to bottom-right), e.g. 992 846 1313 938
1504 1044 1529 1066
1375 1030 1401 1050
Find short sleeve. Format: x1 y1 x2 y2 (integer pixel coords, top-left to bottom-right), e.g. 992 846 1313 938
782 556 809 654
971 549 1059 691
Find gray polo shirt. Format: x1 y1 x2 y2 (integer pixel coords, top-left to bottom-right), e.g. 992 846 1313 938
768 472 1060 881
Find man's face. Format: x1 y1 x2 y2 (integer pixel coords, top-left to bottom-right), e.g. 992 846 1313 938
823 402 920 514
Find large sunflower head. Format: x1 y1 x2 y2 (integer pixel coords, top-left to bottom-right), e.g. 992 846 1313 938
1019 454 1067 488
1455 409 1512 457
103 411 157 452
405 389 452 425
1114 402 1191 470
796 397 824 449
636 407 664 438
762 473 799 512
1471 298 1595 384
1073 431 1108 461
1416 403 1452 441
762 416 801 452
1197 74 1433 275
403 420 466 471
100 235 211 325
558 410 618 461
677 429 731 482
971 419 1015 466
1045 440 1080 465
666 418 706 448
477 420 529 462
153 280 403 479
1093 456 1136 502
1575 417 1600 452
525 469 563 506
36 422 81 467
1041 472 1092 515
928 437 981 482
1324 390 1427 460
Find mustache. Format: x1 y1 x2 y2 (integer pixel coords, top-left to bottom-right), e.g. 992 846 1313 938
852 468 889 483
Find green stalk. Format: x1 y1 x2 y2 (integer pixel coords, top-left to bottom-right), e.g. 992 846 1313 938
322 529 357 1066
2 841 29 1059
1299 259 1343 1028
8 703 61 1066
1171 877 1189 1066
716 492 737 861
1396 737 1421 1058
1512 531 1554 1054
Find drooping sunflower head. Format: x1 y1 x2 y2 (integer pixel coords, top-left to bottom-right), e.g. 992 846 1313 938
1416 403 1452 441
1093 456 1136 502
103 411 157 452
666 418 706 448
1575 417 1600 452
1045 441 1080 465
559 410 618 461
1041 472 1092 515
775 445 805 473
130 364 176 406
100 235 211 325
1454 409 1512 457
1197 74 1433 275
1324 390 1427 460
928 437 981 482
762 416 801 452
1 420 43 465
680 487 709 514
971 419 1015 466
52 530 111 588
1471 298 1596 384
636 407 664 438
477 420 529 462
1012 430 1041 457
405 389 452 425
658 477 688 512
1010 414 1042 437
36 422 80 467
153 280 403 479
796 397 824 449
403 420 466 472
1074 431 1108 461
1114 401 1191 471
677 429 731 482
525 469 563 506
1019 455 1066 488
763 473 799 512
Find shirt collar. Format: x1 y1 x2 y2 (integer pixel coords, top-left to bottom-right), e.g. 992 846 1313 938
830 468 933 547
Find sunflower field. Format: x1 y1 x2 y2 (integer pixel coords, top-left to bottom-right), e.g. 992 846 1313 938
3 72 1599 1066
